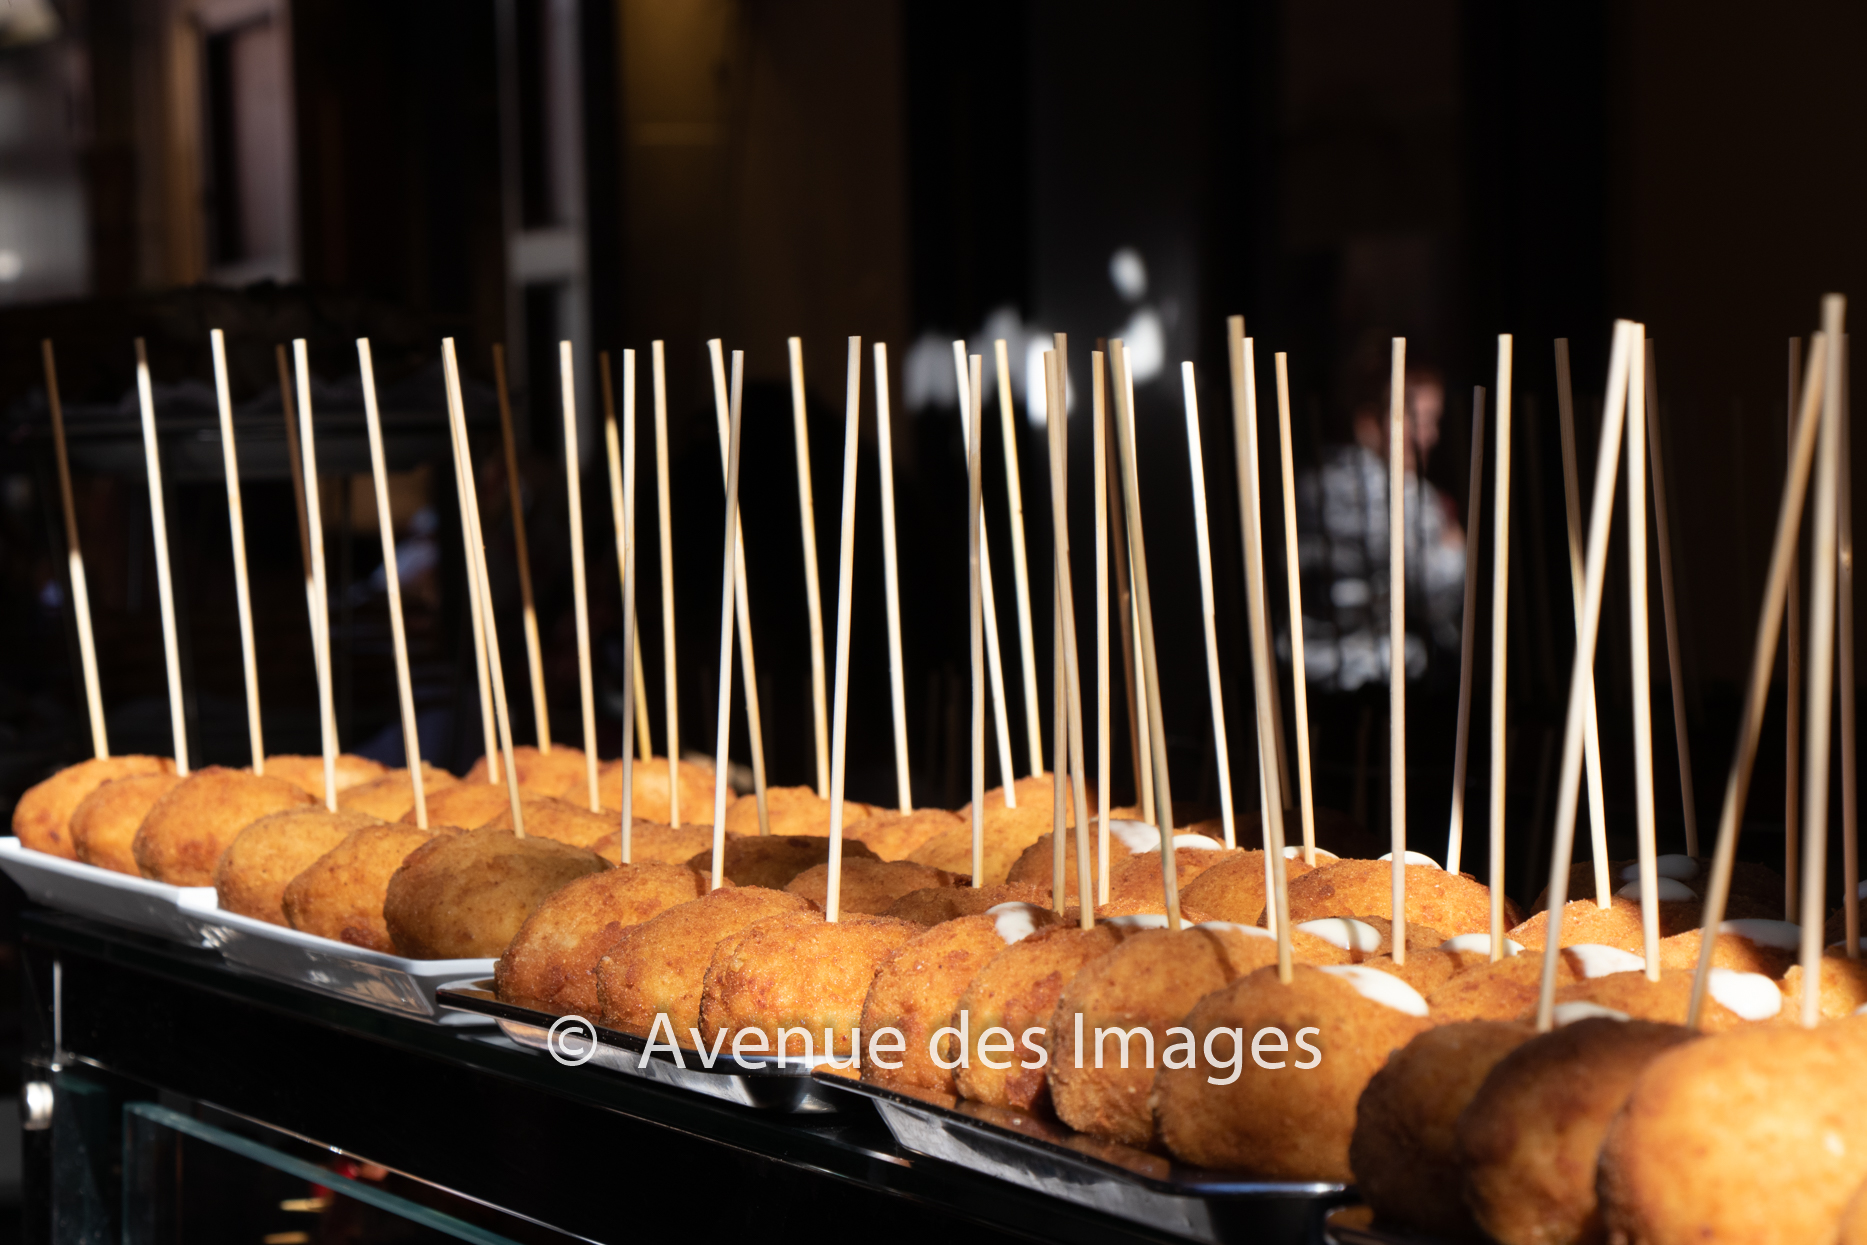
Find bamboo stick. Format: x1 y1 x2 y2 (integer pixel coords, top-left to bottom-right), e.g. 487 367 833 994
949 341 1018 804
43 341 108 760
492 344 551 751
290 341 336 806
999 338 1045 778
1093 351 1112 902
788 337 831 797
706 340 769 835
1644 340 1698 858
1182 362 1236 848
209 331 263 772
562 343 599 810
134 340 189 776
1629 329 1661 980
875 343 913 812
1446 387 1486 875
1273 354 1317 865
1489 341 1514 959
1387 338 1408 961
968 354 987 885
652 341 680 823
1045 350 1095 928
825 338 863 922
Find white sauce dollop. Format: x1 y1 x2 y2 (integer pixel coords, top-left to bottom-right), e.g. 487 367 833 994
1103 913 1172 930
1563 944 1646 979
1172 833 1224 851
1298 917 1385 953
1377 850 1441 868
1719 919 1801 951
1707 967 1783 1020
1194 920 1275 940
1105 820 1161 854
1619 854 1700 882
1441 933 1524 957
1553 1001 1631 1026
1615 876 1698 902
986 902 1045 945
1317 964 1429 1016
1285 846 1339 862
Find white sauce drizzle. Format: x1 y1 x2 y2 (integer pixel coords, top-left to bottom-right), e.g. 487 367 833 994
1619 854 1699 882
1171 833 1224 851
1298 917 1384 953
1317 964 1429 1016
1615 876 1698 902
1440 933 1524 957
1563 944 1646 978
1285 846 1339 861
1193 920 1275 940
1707 967 1783 1020
1103 913 1172 930
986 902 1045 945
1553 1001 1631 1026
1105 820 1161 854
1718 919 1801 951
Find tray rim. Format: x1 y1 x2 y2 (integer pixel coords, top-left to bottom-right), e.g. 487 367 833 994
435 980 840 1077
0 835 219 942
174 888 495 978
812 1070 1350 1200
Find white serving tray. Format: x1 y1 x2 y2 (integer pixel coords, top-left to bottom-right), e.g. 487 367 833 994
175 891 495 1025
0 837 220 946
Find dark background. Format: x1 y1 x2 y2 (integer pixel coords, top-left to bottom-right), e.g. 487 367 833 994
0 0 1861 1089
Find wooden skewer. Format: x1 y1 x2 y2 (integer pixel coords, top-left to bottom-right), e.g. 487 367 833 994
825 338 864 922
874 343 913 813
710 351 749 876
1843 337 1860 961
1386 337 1408 961
1445 386 1487 875
1538 321 1638 1031
968 353 987 886
1233 334 1293 972
652 341 681 823
788 337 831 798
133 339 189 776
1051 360 1068 913
291 340 336 806
1489 340 1513 959
1132 584 1154 824
1227 319 1279 900
43 341 108 760
493 344 551 752
599 357 652 767
1628 328 1661 980
1787 338 1805 918
1554 339 1614 904
631 630 652 762
1644 340 1698 858
1273 353 1317 866
1103 361 1145 821
1181 361 1236 848
998 337 1045 779
358 338 428 828
1800 297 1846 1026
949 340 1018 805
705 341 770 835
1045 350 1095 928
424 344 499 784
443 340 525 833
209 331 264 773
601 352 638 856
1111 338 1182 931
1093 351 1112 903
1686 328 1828 1027
561 342 599 810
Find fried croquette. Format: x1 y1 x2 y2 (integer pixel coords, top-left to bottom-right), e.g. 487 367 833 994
1655 919 1801 978
595 886 816 1038
599 756 716 823
216 808 380 924
1004 830 1101 902
1599 1021 1867 1245
69 771 183 874
1533 857 1786 921
336 765 460 821
782 859 962 914
1153 963 1434 1179
881 881 1051 924
911 820 1054 886
13 755 174 859
1841 1177 1867 1245
1423 951 1578 1021
402 780 544 830
1349 1020 1535 1242
383 826 608 959
463 744 594 801
697 909 919 1057
283 823 438 952
1358 950 1463 995
722 785 879 837
479 795 614 846
843 808 965 861
1508 894 1700 952
494 862 716 1016
859 905 1060 1096
1775 956 1867 1021
1176 850 1318 925
684 834 878 890
263 753 387 801
590 821 720 866
1082 898 1219 924
132 766 318 885
959 774 1088 830
952 922 1145 1112
1105 845 1243 907
1457 1017 1695 1245
1543 967 1771 1030
1295 914 1445 962
1281 859 1510 936
1048 924 1344 1148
